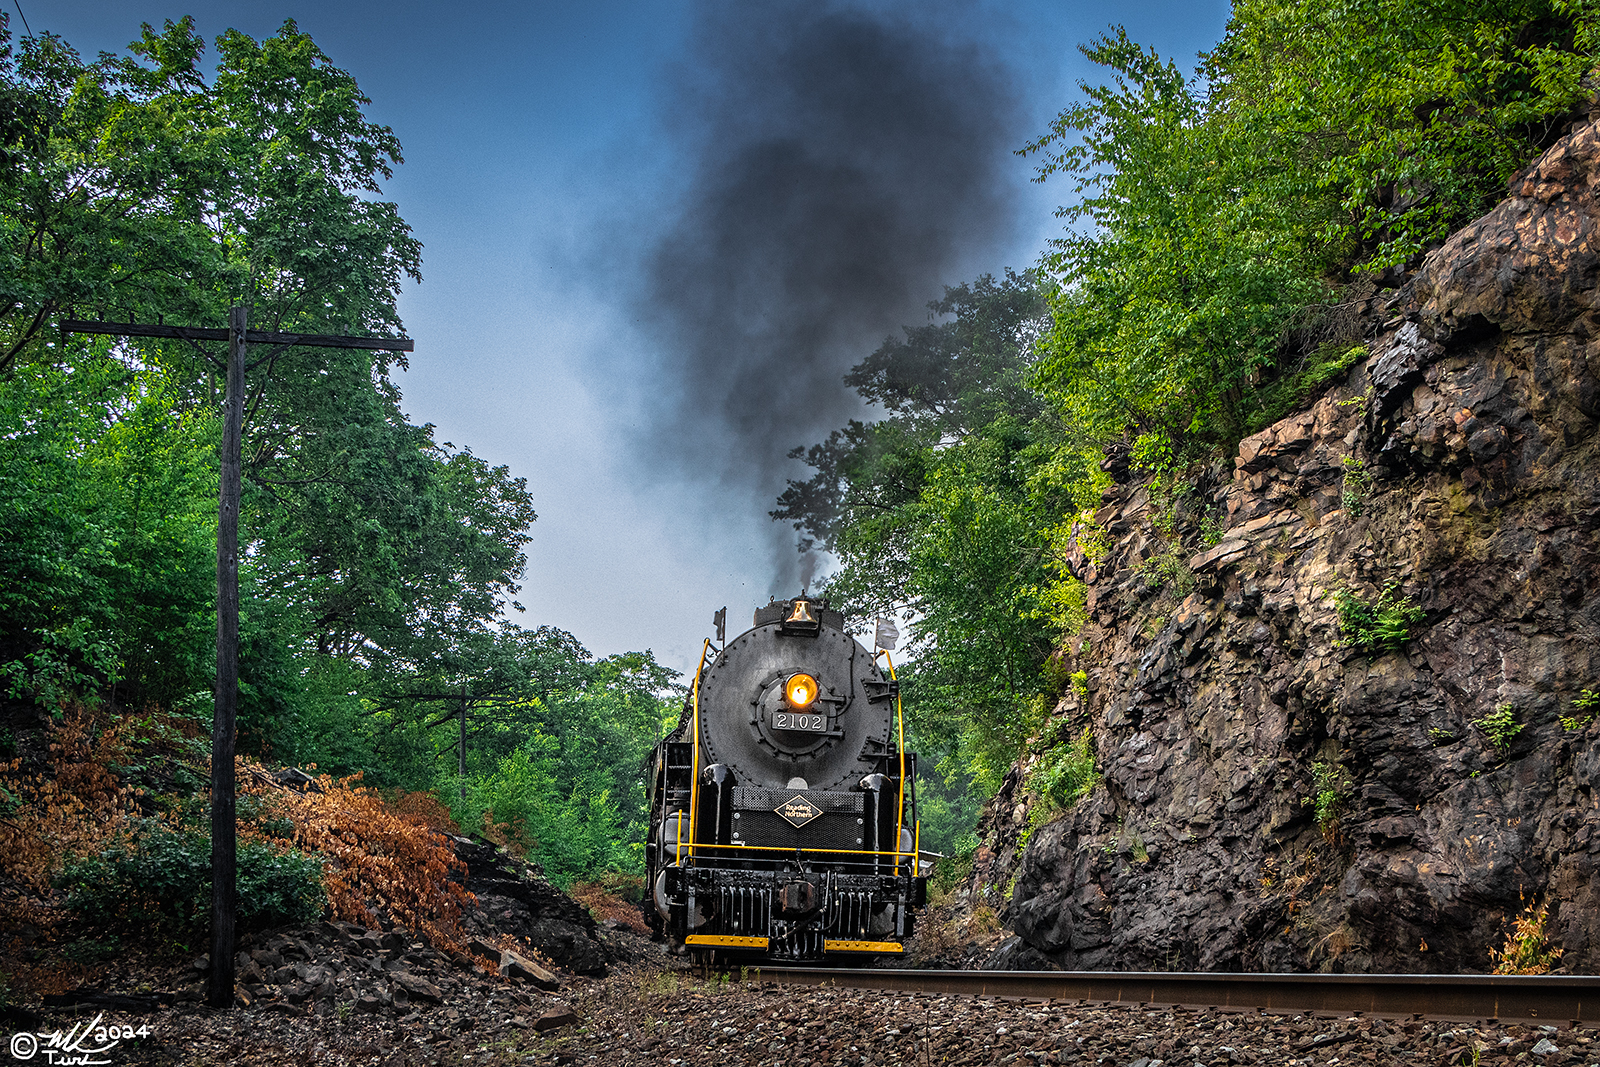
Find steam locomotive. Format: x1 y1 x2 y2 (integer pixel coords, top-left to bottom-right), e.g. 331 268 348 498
645 596 926 962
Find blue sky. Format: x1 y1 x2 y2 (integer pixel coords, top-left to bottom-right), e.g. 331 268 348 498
23 0 1230 675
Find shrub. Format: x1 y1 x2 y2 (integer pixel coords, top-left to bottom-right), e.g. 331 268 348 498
1141 544 1196 596
1340 456 1370 518
240 760 477 954
1332 582 1425 654
929 833 978 898
1031 728 1100 815
0 705 141 896
1305 760 1349 844
1490 893 1563 975
1561 689 1598 731
54 820 324 937
1473 703 1524 759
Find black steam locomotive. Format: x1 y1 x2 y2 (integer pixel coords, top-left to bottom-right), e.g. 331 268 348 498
645 596 926 962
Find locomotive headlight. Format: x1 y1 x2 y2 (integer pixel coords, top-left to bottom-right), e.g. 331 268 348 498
784 672 820 709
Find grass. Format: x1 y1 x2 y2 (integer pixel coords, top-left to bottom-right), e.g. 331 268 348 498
1246 343 1367 434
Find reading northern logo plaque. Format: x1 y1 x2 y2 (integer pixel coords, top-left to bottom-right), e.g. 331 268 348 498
775 795 823 828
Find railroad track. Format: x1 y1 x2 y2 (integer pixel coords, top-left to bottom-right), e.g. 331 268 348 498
756 967 1600 1028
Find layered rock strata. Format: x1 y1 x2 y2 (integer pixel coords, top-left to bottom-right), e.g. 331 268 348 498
984 118 1600 974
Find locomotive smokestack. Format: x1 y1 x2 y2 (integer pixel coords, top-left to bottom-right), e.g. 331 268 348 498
636 0 1025 593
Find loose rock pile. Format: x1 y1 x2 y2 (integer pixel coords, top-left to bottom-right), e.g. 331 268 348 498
173 919 545 1015
454 836 612 977
18 834 654 1065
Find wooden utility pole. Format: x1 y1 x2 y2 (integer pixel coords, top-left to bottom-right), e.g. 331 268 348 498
63 310 411 1010
459 691 469 801
212 304 246 1008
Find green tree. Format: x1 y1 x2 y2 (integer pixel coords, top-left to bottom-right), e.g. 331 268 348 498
1210 0 1598 269
0 347 216 711
776 271 1082 836
1021 29 1335 452
372 630 680 884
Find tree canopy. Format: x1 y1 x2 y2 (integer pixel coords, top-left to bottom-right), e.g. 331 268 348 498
0 16 674 889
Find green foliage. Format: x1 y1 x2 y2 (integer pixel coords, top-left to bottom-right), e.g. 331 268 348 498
54 820 325 936
1341 456 1372 518
449 739 629 888
778 271 1079 800
0 18 541 741
927 834 978 897
1069 670 1089 700
0 349 217 710
1474 703 1524 758
0 16 421 371
1561 688 1598 730
1021 3 1598 457
1305 759 1349 843
910 781 982 869
1029 727 1100 816
1022 30 1337 452
1140 544 1196 596
1332 582 1426 653
0 18 668 895
1248 344 1367 435
371 638 680 884
1213 0 1598 271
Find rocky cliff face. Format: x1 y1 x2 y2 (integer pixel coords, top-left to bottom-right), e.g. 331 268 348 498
981 118 1600 975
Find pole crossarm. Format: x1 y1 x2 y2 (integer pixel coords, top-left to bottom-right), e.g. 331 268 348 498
61 319 414 352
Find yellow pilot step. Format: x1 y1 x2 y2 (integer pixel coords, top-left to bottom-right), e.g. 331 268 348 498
685 934 770 949
824 939 904 953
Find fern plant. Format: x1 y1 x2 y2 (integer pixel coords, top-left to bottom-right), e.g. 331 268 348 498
1332 583 1425 654
1305 760 1349 844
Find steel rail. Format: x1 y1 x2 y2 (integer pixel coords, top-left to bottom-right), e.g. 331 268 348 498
754 967 1600 1027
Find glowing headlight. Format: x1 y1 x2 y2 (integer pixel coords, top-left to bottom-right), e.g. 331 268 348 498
784 673 819 709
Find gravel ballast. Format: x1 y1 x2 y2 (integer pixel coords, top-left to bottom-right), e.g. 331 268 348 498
20 965 1600 1066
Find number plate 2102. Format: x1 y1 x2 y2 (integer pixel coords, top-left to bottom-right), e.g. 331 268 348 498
771 711 826 732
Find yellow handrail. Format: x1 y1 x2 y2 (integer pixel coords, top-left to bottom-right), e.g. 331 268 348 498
686 638 712 863
883 650 906 877
685 842 913 858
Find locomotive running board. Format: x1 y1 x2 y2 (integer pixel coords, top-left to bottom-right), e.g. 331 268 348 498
824 940 904 953
685 934 770 949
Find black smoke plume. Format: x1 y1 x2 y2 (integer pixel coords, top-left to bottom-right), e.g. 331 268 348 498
641 0 1024 592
